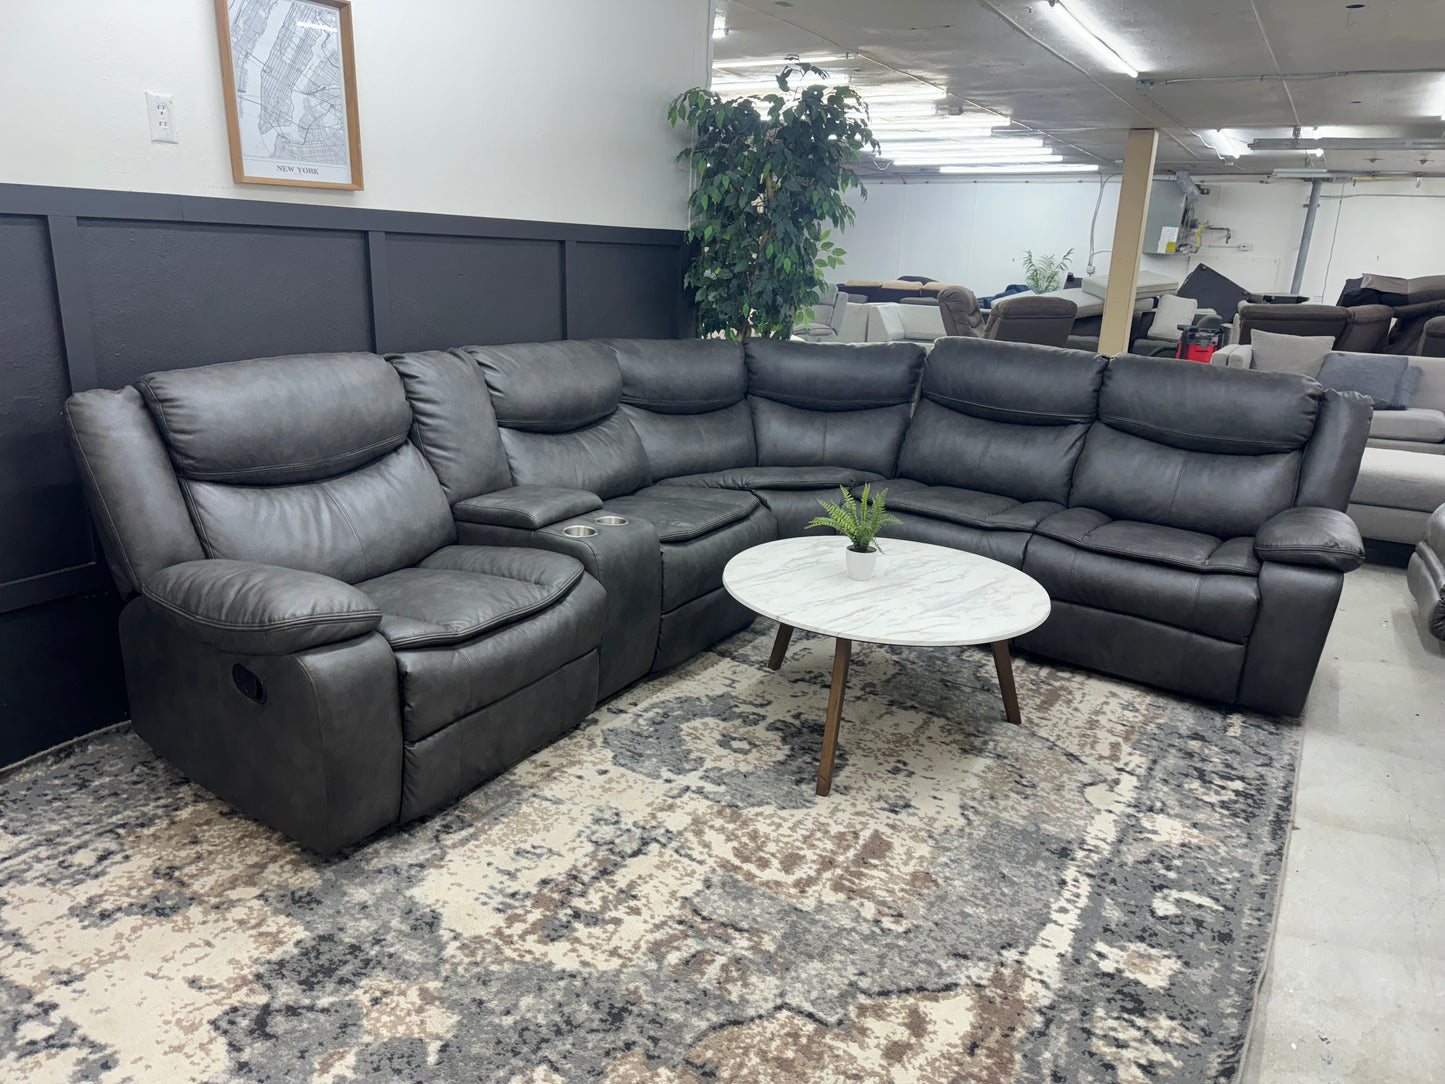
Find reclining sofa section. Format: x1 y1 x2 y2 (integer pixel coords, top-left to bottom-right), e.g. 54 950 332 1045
65 337 1370 851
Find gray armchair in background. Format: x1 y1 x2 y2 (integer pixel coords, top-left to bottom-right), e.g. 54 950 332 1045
794 289 850 342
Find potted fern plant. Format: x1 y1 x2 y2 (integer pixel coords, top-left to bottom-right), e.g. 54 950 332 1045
806 484 900 580
1020 248 1074 294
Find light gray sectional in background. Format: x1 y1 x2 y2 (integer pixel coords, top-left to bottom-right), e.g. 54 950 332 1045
65 337 1372 851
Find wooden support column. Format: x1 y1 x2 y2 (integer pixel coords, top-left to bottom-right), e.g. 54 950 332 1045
1098 128 1159 357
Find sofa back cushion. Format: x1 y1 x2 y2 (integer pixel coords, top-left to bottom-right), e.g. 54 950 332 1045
137 353 454 582
1069 356 1320 537
612 338 747 413
138 352 412 485
466 341 651 499
897 338 1105 504
610 338 756 479
745 340 925 475
389 349 512 503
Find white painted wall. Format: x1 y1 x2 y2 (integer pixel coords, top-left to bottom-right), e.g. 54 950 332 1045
0 0 709 230
837 175 1445 304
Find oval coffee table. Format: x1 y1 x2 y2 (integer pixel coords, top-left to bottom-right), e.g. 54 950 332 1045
722 536 1051 796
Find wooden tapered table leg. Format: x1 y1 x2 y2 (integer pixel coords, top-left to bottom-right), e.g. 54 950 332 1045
816 637 852 796
991 639 1022 725
768 623 794 670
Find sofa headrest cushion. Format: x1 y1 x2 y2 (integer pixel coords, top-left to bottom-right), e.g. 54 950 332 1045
745 340 925 410
137 352 411 485
609 338 747 414
1101 355 1320 454
923 338 1105 424
465 341 623 433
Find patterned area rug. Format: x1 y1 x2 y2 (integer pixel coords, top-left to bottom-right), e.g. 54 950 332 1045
0 624 1299 1083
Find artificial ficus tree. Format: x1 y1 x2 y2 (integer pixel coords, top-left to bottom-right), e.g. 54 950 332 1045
668 65 877 340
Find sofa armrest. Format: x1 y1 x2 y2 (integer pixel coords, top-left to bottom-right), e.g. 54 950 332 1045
143 560 382 655
453 485 604 529
1212 344 1253 368
1255 507 1365 572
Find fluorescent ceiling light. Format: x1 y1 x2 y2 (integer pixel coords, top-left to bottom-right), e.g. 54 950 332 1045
713 72 850 92
878 143 1054 158
1272 168 1333 178
888 153 1064 166
857 85 949 103
873 136 1045 149
938 163 1101 174
867 117 1006 133
712 54 846 69
1045 0 1139 79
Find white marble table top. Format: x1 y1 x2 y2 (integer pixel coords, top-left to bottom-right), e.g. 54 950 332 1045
723 536 1051 647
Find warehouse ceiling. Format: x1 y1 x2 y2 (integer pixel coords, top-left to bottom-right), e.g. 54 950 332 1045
710 0 1445 178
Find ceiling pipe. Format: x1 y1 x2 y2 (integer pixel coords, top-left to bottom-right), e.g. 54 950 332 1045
1290 179 1325 295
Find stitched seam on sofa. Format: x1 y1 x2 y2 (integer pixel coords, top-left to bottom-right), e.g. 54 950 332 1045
1184 563 1206 637
620 395 736 412
753 391 909 410
1039 529 1255 574
1164 456 1189 532
1099 413 1302 450
175 432 408 482
320 481 370 578
144 592 380 636
381 567 582 648
1255 543 1350 557
925 392 1092 425
65 415 141 591
177 478 220 558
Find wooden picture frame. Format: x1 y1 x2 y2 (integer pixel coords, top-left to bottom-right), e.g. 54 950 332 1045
213 0 363 189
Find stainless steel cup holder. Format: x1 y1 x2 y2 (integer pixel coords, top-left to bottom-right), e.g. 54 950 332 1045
594 515 629 526
562 524 598 538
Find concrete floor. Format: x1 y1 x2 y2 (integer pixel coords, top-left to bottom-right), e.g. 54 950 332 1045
1242 564 1445 1083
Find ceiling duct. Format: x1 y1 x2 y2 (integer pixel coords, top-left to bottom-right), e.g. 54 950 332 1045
1173 170 1204 206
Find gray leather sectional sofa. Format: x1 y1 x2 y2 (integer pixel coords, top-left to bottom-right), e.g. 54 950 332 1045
65 337 1371 851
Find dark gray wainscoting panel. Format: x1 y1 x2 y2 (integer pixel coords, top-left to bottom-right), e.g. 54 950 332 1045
0 215 93 587
0 591 128 767
566 241 684 340
0 182 687 766
385 234 564 352
81 220 374 388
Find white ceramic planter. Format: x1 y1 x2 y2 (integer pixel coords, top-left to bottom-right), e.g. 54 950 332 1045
845 546 878 580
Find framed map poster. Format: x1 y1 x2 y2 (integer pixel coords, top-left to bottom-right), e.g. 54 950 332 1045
214 0 363 189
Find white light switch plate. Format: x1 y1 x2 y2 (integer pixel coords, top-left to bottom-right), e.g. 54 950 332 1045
146 92 177 143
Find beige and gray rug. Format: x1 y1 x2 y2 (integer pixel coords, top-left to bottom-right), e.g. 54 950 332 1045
0 624 1298 1083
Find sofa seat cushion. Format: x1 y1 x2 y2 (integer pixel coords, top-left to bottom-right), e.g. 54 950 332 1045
1369 407 1445 445
658 466 884 491
1023 536 1260 644
883 478 1063 531
390 573 606 742
1351 447 1445 513
1035 507 1261 576
602 486 761 544
359 546 585 649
